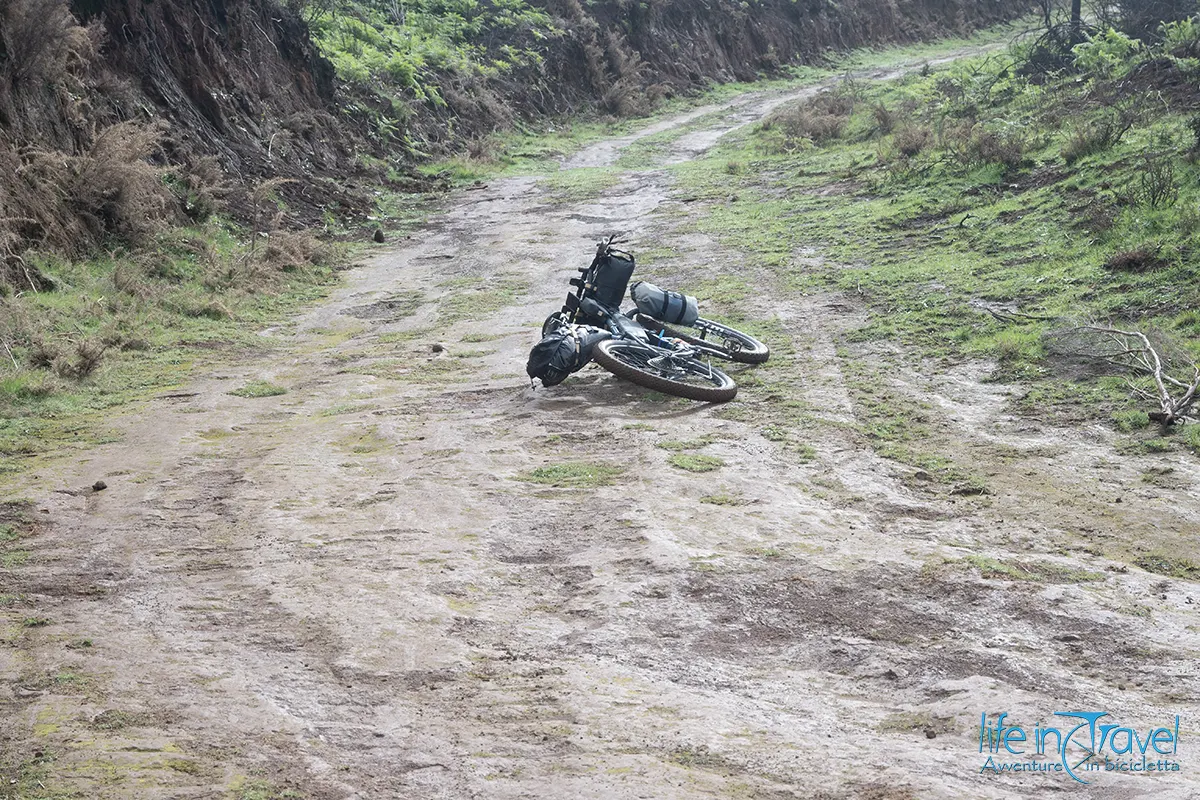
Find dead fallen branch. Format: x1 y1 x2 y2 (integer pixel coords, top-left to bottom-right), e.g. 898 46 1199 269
1048 325 1200 424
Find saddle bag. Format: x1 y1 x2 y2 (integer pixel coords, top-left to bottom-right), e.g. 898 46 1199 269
630 280 699 326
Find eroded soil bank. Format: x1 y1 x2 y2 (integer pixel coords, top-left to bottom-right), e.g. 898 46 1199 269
2 48 1198 800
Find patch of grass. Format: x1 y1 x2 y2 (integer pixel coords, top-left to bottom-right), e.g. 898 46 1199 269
2 549 31 568
228 380 287 398
1185 424 1200 455
21 617 51 628
878 711 957 735
318 402 374 417
333 425 391 455
1135 553 1200 580
699 493 747 506
437 276 527 323
792 443 817 462
964 555 1104 583
1 751 77 800
517 462 623 488
89 709 150 731
228 776 304 800
1113 409 1152 432
539 167 623 203
667 454 725 473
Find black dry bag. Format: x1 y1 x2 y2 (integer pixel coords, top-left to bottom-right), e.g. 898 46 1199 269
591 252 636 311
526 326 611 386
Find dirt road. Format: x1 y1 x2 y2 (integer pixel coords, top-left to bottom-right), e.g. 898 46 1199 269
3 54 1199 800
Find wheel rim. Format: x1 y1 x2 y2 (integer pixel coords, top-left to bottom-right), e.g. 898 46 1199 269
604 342 732 390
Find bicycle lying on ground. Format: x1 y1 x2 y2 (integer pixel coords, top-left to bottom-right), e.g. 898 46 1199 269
527 236 769 402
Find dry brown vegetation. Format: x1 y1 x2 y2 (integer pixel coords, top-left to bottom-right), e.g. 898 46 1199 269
762 89 857 150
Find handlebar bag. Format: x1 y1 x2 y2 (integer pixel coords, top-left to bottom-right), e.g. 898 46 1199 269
630 280 699 326
526 326 611 386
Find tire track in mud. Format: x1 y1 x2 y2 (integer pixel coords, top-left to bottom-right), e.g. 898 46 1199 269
3 50 1200 800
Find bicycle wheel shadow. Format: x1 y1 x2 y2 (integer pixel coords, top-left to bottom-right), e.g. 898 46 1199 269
523 369 731 419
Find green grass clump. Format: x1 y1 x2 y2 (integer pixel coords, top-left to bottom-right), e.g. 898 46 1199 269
964 555 1104 583
1134 553 1200 580
668 454 725 473
1113 410 1151 432
700 493 747 506
1185 424 1200 455
540 167 623 203
437 276 527 323
2 550 31 569
228 380 287 398
229 776 304 800
517 462 623 488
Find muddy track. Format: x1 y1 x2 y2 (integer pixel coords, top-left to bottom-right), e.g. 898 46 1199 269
3 48 1199 800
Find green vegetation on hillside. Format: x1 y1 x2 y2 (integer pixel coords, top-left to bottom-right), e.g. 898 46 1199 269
671 21 1200 449
305 0 554 140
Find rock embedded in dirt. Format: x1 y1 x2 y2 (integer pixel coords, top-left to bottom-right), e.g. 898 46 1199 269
374 229 385 243
431 343 446 353
92 480 108 492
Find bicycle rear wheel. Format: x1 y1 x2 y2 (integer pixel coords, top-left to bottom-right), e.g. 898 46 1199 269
592 339 737 402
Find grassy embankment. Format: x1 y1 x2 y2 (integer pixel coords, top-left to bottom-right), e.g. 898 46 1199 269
655 23 1200 471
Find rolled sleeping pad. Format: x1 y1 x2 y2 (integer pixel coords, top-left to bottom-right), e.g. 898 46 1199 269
630 281 699 326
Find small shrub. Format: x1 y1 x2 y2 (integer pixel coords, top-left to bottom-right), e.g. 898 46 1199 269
871 103 896 134
943 122 1028 169
52 339 105 380
970 128 1029 169
1157 15 1200 55
892 125 931 158
1072 28 1142 79
1104 246 1168 272
1061 115 1133 164
1137 156 1179 208
764 90 855 150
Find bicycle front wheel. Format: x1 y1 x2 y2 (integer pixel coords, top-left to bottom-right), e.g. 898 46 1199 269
592 339 737 402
